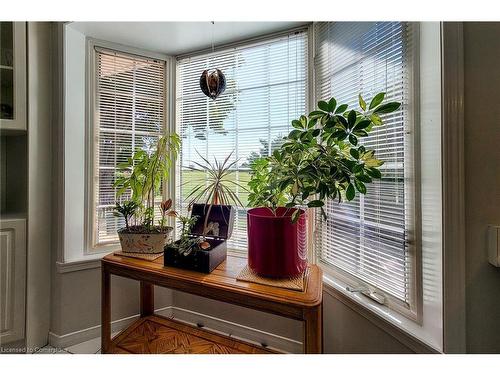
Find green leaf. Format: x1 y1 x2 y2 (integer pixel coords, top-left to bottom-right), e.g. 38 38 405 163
328 97 337 113
354 119 371 130
356 174 372 183
350 148 360 159
346 183 355 201
273 149 281 161
291 209 301 223
365 158 384 168
320 207 327 220
369 92 385 110
311 128 321 137
353 130 369 137
370 114 382 126
335 104 348 114
309 110 324 118
336 115 348 129
354 179 367 194
366 168 382 179
348 134 358 146
307 200 324 208
374 102 401 114
292 119 302 129
289 129 302 139
347 110 357 128
358 94 366 111
299 115 308 127
318 101 330 112
307 118 317 129
332 130 348 141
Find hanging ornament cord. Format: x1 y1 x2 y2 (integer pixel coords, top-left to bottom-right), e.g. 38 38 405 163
211 21 215 53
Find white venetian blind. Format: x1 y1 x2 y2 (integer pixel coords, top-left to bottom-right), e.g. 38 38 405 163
314 22 415 305
176 31 307 253
92 47 166 247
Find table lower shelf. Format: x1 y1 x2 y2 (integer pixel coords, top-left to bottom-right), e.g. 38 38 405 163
107 315 277 354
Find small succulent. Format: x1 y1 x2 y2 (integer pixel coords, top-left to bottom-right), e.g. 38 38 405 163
113 200 140 230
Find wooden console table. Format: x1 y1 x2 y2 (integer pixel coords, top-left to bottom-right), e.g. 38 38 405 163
101 254 323 354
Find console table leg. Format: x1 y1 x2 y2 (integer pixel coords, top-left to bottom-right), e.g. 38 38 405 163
303 305 322 354
140 281 154 317
101 266 111 353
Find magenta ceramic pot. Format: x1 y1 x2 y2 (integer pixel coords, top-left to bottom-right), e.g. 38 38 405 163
247 207 307 278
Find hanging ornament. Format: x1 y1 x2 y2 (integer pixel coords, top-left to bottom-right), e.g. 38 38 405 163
200 69 226 100
200 22 226 100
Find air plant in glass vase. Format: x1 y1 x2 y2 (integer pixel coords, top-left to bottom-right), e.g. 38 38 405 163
112 133 181 254
246 93 401 278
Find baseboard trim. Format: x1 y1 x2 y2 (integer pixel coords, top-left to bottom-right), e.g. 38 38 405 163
48 306 301 353
169 306 302 353
48 306 173 348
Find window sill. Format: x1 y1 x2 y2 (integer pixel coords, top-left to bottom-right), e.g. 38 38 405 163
56 253 105 273
321 270 441 353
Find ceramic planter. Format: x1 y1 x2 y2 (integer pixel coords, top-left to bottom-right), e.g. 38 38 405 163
118 227 173 254
247 207 307 278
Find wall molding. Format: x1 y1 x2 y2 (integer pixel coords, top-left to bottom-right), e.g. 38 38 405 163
55 257 102 273
48 306 300 353
441 21 466 354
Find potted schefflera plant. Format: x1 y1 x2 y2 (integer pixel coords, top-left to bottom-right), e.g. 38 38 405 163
113 134 181 254
164 152 245 273
247 93 401 278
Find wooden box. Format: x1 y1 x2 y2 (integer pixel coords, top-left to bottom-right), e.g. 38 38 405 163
164 204 235 273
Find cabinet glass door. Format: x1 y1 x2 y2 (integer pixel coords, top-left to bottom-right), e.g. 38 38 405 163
1 22 14 120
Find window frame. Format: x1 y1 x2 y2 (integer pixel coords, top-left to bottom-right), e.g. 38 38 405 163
311 22 423 322
173 26 311 257
84 37 173 254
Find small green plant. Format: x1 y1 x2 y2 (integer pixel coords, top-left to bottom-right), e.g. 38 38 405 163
113 133 181 233
168 212 202 256
185 151 246 236
159 198 176 231
248 93 401 222
113 200 140 231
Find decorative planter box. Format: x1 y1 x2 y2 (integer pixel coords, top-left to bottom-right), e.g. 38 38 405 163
164 203 235 273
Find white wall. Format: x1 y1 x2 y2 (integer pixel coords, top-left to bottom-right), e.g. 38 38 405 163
463 22 500 353
63 26 87 262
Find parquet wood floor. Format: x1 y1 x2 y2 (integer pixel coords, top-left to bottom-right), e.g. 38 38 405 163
109 315 276 354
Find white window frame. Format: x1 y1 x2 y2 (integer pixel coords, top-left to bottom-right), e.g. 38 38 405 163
311 22 423 322
84 37 173 254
